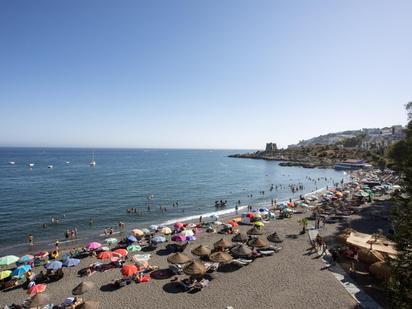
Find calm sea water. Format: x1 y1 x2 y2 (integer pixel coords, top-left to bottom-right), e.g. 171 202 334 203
0 148 345 255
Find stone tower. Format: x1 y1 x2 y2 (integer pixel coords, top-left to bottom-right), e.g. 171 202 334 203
265 143 277 153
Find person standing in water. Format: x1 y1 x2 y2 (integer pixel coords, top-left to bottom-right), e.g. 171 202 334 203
28 234 33 246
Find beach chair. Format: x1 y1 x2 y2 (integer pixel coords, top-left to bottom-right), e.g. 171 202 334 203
204 262 219 273
231 258 253 267
169 264 183 275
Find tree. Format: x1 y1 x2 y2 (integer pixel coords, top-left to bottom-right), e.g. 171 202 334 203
386 103 412 308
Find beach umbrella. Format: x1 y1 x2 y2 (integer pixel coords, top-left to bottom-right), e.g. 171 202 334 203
19 255 34 263
183 260 206 276
232 233 248 243
60 253 71 262
28 283 47 296
45 260 63 271
0 255 19 266
149 224 158 231
209 251 233 263
160 227 172 235
174 222 184 230
72 281 96 295
142 229 152 235
171 235 186 242
104 238 118 245
230 244 253 258
186 235 196 241
12 264 31 278
77 301 100 309
97 251 112 260
113 249 128 257
254 221 265 227
121 264 138 276
63 258 80 268
126 235 137 242
267 232 282 243
213 238 232 249
247 226 264 236
152 236 166 244
28 293 50 307
34 251 49 259
101 246 110 252
179 229 194 237
246 213 254 219
167 252 191 264
0 270 11 280
86 242 101 250
227 220 238 228
132 254 151 263
131 229 144 237
248 237 268 248
127 244 142 252
191 245 211 257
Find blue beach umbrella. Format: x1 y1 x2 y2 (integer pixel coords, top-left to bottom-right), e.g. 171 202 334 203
151 236 166 244
45 260 63 271
127 235 137 242
63 258 80 268
19 255 34 263
60 253 71 262
12 264 31 278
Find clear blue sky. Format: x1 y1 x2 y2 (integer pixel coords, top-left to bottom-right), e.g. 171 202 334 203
1 0 411 149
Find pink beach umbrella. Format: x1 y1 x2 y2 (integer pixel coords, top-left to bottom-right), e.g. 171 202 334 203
86 242 102 250
171 235 186 242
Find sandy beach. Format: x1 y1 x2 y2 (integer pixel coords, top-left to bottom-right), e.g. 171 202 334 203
1 209 360 309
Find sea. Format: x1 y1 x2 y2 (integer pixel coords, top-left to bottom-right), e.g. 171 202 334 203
0 148 346 255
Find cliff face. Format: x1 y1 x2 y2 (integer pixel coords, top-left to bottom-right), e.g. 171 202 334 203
229 144 376 168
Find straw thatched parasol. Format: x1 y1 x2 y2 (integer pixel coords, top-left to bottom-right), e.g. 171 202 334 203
29 294 50 307
247 226 264 235
191 245 211 257
166 252 191 264
72 281 96 295
248 237 268 248
230 244 253 258
183 260 206 276
358 248 385 265
267 232 282 243
209 251 233 263
232 233 248 243
213 238 232 249
369 261 391 281
77 301 100 309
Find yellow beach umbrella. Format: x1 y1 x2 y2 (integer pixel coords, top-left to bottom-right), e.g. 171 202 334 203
0 270 12 280
131 229 144 237
254 221 265 227
160 227 172 235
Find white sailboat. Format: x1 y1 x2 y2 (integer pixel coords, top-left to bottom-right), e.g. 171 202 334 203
90 152 96 167
28 163 34 168
9 161 15 165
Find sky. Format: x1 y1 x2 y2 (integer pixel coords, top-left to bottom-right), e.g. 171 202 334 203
0 0 411 149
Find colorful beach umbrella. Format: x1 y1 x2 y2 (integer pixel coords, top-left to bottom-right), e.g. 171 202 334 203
174 222 184 230
171 235 186 242
104 238 118 245
0 255 19 266
113 249 128 257
97 251 112 260
179 230 194 237
0 270 11 280
254 221 265 227
126 244 142 252
152 236 166 244
28 283 47 296
86 242 101 250
160 227 172 235
227 220 238 228
34 251 49 259
45 260 63 271
12 264 31 278
126 235 137 242
121 264 138 276
63 258 80 267
186 235 196 241
246 213 254 219
19 255 34 263
131 229 144 237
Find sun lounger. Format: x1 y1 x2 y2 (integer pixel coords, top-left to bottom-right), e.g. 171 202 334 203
169 264 183 275
204 262 219 272
231 258 253 267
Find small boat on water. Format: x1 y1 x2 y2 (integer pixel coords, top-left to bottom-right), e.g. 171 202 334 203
90 152 96 167
48 165 53 169
66 161 70 164
9 161 15 165
28 163 34 168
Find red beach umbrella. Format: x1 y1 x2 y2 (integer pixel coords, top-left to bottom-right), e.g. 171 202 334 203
174 222 184 230
97 251 113 260
121 264 138 277
34 251 49 258
28 284 47 296
113 249 128 257
246 213 254 219
228 220 238 228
